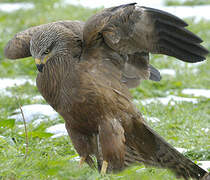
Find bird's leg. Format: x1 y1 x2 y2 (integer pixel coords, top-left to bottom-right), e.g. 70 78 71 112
79 156 86 168
100 160 108 175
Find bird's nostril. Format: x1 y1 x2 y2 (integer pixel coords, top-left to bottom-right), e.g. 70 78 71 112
36 64 44 72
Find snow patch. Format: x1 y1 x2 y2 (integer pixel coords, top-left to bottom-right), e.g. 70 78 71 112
144 116 160 123
32 95 44 101
0 78 35 89
159 69 176 76
141 95 198 105
0 3 34 13
160 5 210 22
70 156 80 162
175 147 187 153
64 0 165 9
201 128 209 133
182 89 210 98
0 78 35 97
198 161 210 171
9 104 58 122
0 135 6 139
177 61 206 68
46 123 68 138
64 0 210 21
32 118 48 126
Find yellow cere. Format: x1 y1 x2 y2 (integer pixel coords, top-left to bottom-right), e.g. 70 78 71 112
35 58 41 65
35 54 50 65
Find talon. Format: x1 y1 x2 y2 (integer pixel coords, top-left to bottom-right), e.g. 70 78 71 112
79 156 86 168
101 160 108 175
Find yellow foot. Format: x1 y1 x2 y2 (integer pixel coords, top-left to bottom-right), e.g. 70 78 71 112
79 156 86 168
100 160 108 175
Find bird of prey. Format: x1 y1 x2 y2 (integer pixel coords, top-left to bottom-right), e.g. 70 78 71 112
4 3 209 180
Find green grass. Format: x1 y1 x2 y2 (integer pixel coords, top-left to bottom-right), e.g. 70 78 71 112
0 0 210 179
165 0 210 6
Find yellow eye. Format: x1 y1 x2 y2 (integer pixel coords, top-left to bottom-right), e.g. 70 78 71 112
44 49 50 54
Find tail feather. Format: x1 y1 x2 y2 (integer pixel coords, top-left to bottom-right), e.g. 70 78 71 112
124 117 207 180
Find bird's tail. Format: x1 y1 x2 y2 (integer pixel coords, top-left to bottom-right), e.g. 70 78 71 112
124 117 207 180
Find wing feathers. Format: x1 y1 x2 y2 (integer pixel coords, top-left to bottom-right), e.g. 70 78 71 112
149 65 161 81
158 39 206 62
138 6 209 62
83 3 209 63
4 35 31 59
155 19 203 44
142 6 188 27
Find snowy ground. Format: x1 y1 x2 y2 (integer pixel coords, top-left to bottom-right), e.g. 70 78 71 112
140 95 198 105
0 3 34 12
1 0 210 21
0 78 35 96
182 89 210 98
46 123 68 138
9 104 58 122
64 0 210 21
159 69 176 76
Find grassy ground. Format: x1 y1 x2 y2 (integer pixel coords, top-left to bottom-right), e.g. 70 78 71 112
0 0 209 179
165 0 210 6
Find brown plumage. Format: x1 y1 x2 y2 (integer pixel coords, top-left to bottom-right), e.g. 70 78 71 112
4 3 209 180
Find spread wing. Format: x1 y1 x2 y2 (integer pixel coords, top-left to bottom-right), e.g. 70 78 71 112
83 3 209 63
4 20 84 59
82 3 209 88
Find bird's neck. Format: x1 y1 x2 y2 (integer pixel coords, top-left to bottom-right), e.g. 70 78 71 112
36 56 75 110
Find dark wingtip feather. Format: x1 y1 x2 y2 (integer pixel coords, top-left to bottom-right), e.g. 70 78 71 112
158 39 207 63
149 65 161 81
142 6 188 27
156 19 203 44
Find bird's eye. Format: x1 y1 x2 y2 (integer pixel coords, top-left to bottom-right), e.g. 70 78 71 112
43 49 50 55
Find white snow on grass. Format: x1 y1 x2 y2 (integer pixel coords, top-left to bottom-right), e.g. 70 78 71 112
71 156 80 161
9 104 58 122
159 69 176 76
32 95 44 101
64 0 165 9
197 161 210 171
2 1 210 21
0 3 34 12
176 61 206 68
144 116 160 123
201 128 209 133
175 147 187 153
161 5 210 22
0 135 6 139
64 0 210 21
0 78 36 96
141 95 198 105
0 78 35 88
182 89 210 98
32 118 48 126
46 123 68 138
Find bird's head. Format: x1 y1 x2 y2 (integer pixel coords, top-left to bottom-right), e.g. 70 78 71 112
30 24 82 72
4 21 83 73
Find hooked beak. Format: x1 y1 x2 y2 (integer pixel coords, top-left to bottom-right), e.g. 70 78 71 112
35 58 44 72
